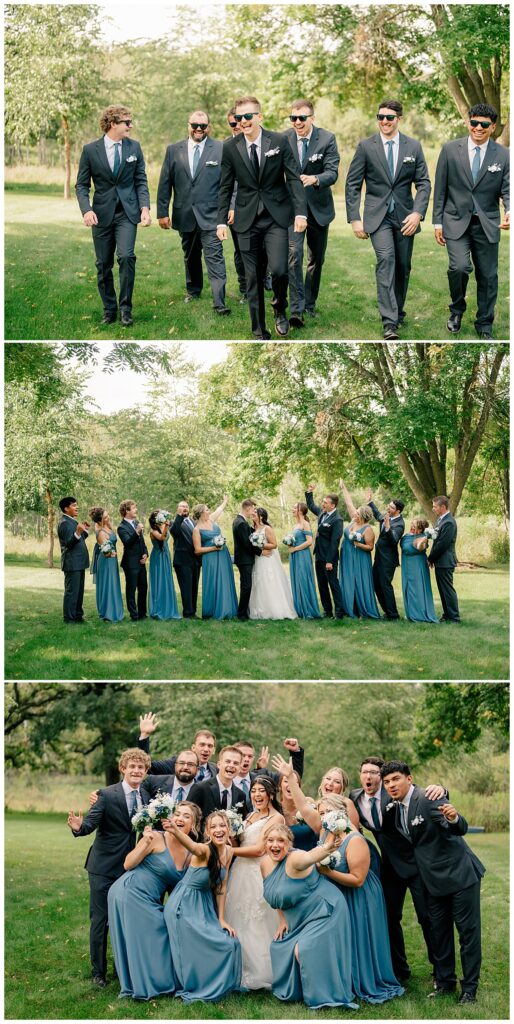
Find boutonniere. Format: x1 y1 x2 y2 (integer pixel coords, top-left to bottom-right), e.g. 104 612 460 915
411 815 425 826
126 154 137 163
385 801 395 811
487 163 502 173
265 147 280 158
403 155 415 163
205 160 218 166
309 152 323 163
233 801 244 810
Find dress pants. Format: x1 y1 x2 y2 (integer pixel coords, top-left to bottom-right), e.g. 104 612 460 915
92 205 137 312
445 217 499 330
180 225 227 307
122 564 148 620
373 559 400 618
88 872 114 977
428 881 481 994
370 210 415 326
434 566 461 621
174 562 200 617
381 863 435 978
63 570 86 622
288 217 329 313
315 560 344 618
236 211 289 335
236 562 254 619
229 224 247 295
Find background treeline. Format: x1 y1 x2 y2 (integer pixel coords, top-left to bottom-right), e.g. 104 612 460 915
4 682 509 831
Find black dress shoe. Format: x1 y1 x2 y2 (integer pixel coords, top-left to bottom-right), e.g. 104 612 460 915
427 986 455 998
184 294 200 303
120 309 133 326
383 326 399 340
305 308 318 318
274 315 289 338
264 273 273 291
214 305 231 316
458 992 476 1004
477 330 492 339
447 312 462 333
92 975 107 988
101 311 117 324
252 330 271 340
289 314 305 328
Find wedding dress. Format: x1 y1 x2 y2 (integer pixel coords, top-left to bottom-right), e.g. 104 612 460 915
249 531 298 620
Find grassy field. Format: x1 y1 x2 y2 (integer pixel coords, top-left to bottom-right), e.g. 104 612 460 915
4 555 509 680
4 814 508 1020
4 184 509 341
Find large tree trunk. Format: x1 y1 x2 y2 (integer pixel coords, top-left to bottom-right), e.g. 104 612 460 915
497 113 510 147
62 116 71 200
46 487 55 568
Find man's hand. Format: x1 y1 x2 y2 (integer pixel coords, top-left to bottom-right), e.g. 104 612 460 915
306 483 315 493
83 211 98 227
217 226 228 241
261 549 272 557
500 211 510 231
67 810 83 831
300 174 317 187
383 513 390 531
434 227 446 247
425 785 445 801
366 487 373 502
401 212 421 236
352 220 369 240
140 554 148 563
139 712 159 738
76 522 89 535
256 745 270 769
136 522 144 535
439 802 458 822
294 216 307 233
227 210 235 226
158 217 171 230
283 737 300 753
89 790 99 807
325 563 333 571
140 207 151 227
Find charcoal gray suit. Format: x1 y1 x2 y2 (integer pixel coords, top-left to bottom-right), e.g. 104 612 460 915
429 511 460 622
57 514 90 622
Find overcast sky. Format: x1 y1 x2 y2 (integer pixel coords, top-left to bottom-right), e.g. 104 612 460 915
101 3 226 43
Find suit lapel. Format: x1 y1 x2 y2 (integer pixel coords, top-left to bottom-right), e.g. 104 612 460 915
195 137 212 178
372 134 393 183
97 137 114 179
115 782 132 825
259 130 273 181
180 140 192 181
307 126 319 164
474 139 495 188
457 139 474 188
236 133 255 179
394 133 407 181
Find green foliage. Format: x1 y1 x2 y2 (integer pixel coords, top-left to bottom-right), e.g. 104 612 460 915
413 684 509 762
490 533 509 563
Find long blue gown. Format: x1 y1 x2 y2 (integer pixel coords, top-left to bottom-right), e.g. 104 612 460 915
289 529 321 619
149 536 181 620
339 525 380 619
400 534 438 622
290 821 318 851
199 524 238 619
164 865 243 1002
108 845 186 1000
263 857 358 1009
329 833 404 1004
94 531 124 623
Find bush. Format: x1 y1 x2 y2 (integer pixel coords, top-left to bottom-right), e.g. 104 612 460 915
490 532 510 564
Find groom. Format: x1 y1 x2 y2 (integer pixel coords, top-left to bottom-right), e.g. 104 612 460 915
232 499 263 620
117 499 148 620
305 484 344 618
57 496 90 623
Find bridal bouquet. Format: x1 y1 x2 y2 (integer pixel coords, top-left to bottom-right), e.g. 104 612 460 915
132 807 153 836
319 849 342 869
282 533 296 547
212 534 226 548
99 540 115 556
224 808 245 837
147 791 178 823
156 510 172 524
320 810 352 835
250 531 266 548
424 526 438 539
348 531 363 542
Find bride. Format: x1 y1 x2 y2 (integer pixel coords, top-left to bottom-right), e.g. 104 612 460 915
224 777 284 989
248 507 297 620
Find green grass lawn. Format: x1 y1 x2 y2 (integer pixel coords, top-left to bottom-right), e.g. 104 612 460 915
4 556 508 680
4 187 509 340
4 813 508 1020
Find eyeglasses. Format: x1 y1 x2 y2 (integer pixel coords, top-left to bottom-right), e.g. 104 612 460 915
377 113 397 122
176 761 198 769
361 770 381 776
469 119 493 129
189 122 208 130
115 119 133 126
289 114 310 123
234 112 260 122
228 121 238 129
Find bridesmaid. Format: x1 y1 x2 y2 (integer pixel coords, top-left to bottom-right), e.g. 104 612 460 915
338 478 380 619
286 502 321 619
192 497 238 619
89 506 124 622
401 517 438 623
261 823 358 1010
278 771 318 852
164 811 243 1002
275 756 360 831
148 511 181 620
107 801 200 1000
318 815 404 1004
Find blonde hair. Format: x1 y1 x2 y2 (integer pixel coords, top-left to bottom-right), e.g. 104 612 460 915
356 505 373 523
203 809 230 839
118 748 151 773
318 766 349 797
175 800 202 837
317 793 349 814
262 821 293 845
192 503 208 521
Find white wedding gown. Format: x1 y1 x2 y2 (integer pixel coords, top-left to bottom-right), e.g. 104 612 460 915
224 816 280 989
249 532 298 620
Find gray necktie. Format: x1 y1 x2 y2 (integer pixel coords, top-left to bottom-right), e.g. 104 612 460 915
192 145 201 177
386 141 395 211
471 145 481 183
399 802 410 838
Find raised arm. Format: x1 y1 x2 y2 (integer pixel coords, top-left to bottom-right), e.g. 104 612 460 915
124 827 158 870
211 495 229 522
271 755 321 832
338 478 358 519
162 817 210 857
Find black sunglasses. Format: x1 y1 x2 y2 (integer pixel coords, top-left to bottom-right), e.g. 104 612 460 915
289 114 310 123
377 113 397 122
234 112 259 122
469 119 493 129
228 120 238 129
190 122 208 130
115 119 133 126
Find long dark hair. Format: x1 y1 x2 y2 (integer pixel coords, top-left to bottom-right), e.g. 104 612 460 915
250 775 282 814
256 506 272 527
203 811 229 895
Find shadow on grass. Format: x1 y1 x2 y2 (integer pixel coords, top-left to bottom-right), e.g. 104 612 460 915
5 182 64 196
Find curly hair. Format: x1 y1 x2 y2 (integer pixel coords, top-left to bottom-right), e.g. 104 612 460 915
118 748 151 773
100 105 132 133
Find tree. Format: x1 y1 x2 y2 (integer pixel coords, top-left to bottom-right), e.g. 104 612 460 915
413 684 509 761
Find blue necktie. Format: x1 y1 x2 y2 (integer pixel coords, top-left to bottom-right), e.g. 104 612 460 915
113 143 121 177
386 141 395 212
370 796 381 830
192 145 201 177
176 786 184 802
240 778 249 797
301 138 309 167
129 789 138 817
197 765 207 781
471 146 481 212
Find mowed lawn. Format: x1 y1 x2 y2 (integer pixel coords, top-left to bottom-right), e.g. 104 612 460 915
4 814 508 1020
4 185 510 341
4 556 508 680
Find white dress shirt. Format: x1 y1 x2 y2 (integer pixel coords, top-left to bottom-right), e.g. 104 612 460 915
122 780 142 814
468 136 489 172
62 512 87 541
244 129 263 165
104 135 122 172
359 786 383 828
188 136 207 176
297 128 313 165
381 132 399 175
171 779 194 801
216 777 233 809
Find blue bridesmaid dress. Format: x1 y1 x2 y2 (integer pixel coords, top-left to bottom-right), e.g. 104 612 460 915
108 845 186 1000
289 529 321 618
95 531 124 622
329 833 404 1004
199 524 238 619
290 821 319 851
339 526 380 619
149 536 181 620
263 858 358 1009
164 865 243 1002
400 534 438 622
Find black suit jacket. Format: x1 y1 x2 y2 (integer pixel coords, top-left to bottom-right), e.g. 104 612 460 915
137 738 217 780
350 784 419 880
399 786 485 897
217 129 307 232
117 520 149 570
156 137 224 231
188 776 248 825
368 503 404 569
345 132 431 235
284 126 340 226
304 493 343 565
232 514 262 567
170 514 196 568
433 136 509 243
429 513 458 569
58 515 90 572
75 136 150 227
71 780 152 879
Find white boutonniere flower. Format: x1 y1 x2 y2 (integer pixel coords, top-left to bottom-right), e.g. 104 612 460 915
403 155 415 163
385 801 395 812
265 147 280 158
310 152 323 163
126 154 137 163
487 163 502 173
205 160 218 166
411 815 425 826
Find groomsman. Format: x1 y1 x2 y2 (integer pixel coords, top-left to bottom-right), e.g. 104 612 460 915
225 107 247 301
75 105 151 326
305 484 344 619
188 746 248 825
381 760 485 1004
67 748 152 987
157 111 230 314
284 99 340 326
234 738 305 808
170 501 201 617
217 95 307 339
345 99 431 339
57 496 90 624
117 499 148 620
144 751 200 803
138 714 218 780
433 104 509 338
428 496 460 622
232 499 263 620
367 490 405 619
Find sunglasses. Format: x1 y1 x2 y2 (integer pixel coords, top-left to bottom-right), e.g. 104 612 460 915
289 114 310 122
377 113 397 121
115 119 133 126
228 121 238 129
190 122 208 130
234 112 260 121
469 119 493 129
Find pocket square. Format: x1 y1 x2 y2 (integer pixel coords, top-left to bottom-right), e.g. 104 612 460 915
126 154 137 163
265 147 280 158
205 160 218 166
310 153 323 162
403 155 415 163
487 163 502 173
